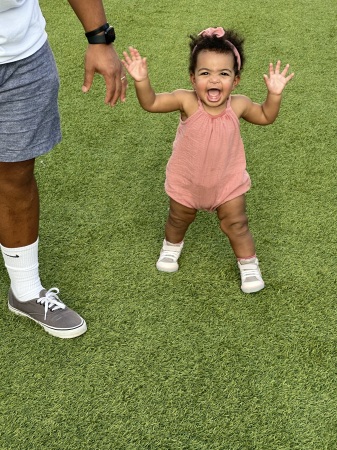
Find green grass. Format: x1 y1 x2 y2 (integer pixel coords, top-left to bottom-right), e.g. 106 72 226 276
0 0 336 449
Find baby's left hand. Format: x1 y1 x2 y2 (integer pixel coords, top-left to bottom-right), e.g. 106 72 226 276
264 61 294 94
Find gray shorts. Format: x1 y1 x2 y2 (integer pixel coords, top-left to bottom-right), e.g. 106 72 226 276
0 41 61 162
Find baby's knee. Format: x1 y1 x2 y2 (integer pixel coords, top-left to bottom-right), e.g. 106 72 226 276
220 215 249 236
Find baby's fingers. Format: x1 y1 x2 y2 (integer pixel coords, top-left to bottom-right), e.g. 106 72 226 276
268 60 281 76
268 62 275 77
273 60 282 74
128 46 142 59
281 63 295 83
122 51 132 65
281 63 292 76
285 71 295 83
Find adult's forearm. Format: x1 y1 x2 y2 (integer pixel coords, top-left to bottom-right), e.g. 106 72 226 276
67 0 108 32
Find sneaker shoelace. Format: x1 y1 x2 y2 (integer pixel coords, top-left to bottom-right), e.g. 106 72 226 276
37 287 66 320
241 265 261 282
159 249 180 263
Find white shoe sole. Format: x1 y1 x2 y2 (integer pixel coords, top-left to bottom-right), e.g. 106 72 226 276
8 303 87 338
156 262 179 273
241 282 265 294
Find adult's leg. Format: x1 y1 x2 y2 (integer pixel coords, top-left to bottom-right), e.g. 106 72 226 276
0 159 39 247
0 158 45 301
0 159 87 336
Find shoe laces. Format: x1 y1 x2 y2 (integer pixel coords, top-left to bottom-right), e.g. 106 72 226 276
240 264 261 282
37 288 66 320
159 249 180 263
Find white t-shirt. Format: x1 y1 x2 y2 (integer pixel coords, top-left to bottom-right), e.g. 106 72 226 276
0 0 47 63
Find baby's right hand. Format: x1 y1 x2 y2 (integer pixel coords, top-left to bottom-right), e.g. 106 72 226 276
122 47 148 82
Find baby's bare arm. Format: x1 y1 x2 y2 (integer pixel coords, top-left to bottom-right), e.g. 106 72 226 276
122 47 190 113
236 61 294 125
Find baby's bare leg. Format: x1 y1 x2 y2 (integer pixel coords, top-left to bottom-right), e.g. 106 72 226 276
165 198 197 244
217 195 256 258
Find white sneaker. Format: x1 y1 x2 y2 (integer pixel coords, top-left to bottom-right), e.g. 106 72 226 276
156 239 184 273
238 257 265 293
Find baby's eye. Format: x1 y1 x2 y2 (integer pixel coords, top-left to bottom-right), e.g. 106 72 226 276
221 72 230 76
200 71 209 76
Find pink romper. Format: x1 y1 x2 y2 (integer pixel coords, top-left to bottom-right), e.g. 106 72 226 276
165 96 251 211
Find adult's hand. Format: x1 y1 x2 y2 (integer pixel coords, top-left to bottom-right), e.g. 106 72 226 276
82 44 127 106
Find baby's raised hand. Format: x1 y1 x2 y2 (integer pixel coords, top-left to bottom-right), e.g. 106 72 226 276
263 61 294 95
122 47 148 82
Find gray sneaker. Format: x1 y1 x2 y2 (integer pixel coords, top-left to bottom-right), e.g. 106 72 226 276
8 287 87 338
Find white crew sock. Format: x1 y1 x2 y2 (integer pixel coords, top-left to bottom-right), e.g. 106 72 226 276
1 238 44 302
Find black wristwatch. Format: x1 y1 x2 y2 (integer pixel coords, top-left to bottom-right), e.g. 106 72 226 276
85 23 116 44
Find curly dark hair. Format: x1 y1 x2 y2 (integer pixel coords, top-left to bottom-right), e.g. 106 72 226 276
189 28 245 76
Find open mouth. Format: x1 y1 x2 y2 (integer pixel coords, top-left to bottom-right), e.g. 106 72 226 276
207 88 221 102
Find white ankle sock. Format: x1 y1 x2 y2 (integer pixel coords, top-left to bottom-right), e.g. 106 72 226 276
238 255 257 264
1 238 44 302
164 239 183 247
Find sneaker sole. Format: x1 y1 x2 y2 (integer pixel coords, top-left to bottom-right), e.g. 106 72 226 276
8 303 87 338
241 282 265 294
156 263 179 273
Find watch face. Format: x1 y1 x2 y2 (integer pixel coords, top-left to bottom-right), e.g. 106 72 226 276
105 27 116 43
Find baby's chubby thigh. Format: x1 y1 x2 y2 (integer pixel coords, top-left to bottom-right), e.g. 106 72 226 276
169 197 198 220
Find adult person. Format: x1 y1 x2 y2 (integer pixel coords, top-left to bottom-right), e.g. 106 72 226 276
0 0 127 338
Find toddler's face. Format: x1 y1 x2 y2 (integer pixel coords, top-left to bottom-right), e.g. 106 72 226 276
190 50 240 113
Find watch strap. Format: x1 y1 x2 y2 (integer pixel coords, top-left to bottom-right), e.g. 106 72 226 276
85 23 109 38
87 34 108 44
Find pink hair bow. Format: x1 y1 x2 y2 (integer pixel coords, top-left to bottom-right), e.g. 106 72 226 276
198 26 241 70
198 27 225 38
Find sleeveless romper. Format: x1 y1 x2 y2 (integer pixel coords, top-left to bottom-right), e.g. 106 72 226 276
165 96 251 211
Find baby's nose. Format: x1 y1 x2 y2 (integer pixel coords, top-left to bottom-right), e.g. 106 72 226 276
209 75 220 83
